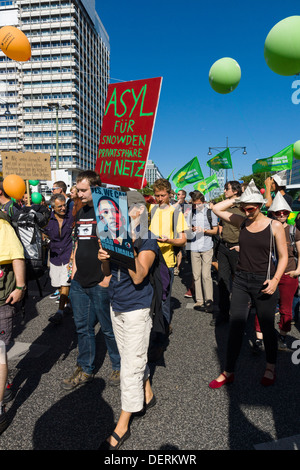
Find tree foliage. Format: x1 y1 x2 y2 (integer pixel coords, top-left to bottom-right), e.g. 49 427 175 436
240 172 271 189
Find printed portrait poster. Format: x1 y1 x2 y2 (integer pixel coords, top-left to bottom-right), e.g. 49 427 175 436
91 186 136 271
95 77 162 189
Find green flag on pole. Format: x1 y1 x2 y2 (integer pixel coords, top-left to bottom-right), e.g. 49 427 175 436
206 148 232 170
194 174 220 195
252 144 294 174
193 179 207 193
166 168 176 181
172 157 204 188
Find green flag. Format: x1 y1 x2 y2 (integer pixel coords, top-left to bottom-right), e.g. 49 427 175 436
166 168 176 181
206 148 232 170
194 174 220 195
172 157 204 188
193 179 207 193
252 144 293 174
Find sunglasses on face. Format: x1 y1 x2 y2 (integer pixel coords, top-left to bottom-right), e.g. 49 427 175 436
274 210 290 217
240 206 259 213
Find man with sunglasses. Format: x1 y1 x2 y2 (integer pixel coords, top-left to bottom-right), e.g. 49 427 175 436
212 181 243 326
44 193 74 324
52 180 74 213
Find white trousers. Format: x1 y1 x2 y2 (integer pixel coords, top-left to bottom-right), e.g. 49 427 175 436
110 306 152 413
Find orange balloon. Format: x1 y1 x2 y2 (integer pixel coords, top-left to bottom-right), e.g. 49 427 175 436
0 26 31 62
3 174 26 200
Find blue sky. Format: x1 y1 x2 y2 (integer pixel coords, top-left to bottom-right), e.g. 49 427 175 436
95 0 300 187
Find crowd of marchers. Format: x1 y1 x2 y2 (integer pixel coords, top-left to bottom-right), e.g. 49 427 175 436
0 169 299 450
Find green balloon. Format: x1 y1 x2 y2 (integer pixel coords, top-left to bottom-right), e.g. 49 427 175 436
29 180 39 186
293 140 300 160
31 192 42 204
209 57 241 94
264 16 300 76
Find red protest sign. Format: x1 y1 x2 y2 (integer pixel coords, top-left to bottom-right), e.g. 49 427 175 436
95 77 162 189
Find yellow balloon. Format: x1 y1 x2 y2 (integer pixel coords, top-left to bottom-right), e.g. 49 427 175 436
0 26 31 62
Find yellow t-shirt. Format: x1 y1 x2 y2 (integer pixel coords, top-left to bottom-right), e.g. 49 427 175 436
149 204 188 267
0 219 24 264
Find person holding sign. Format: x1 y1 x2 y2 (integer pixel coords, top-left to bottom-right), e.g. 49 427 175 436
98 191 158 450
62 171 120 390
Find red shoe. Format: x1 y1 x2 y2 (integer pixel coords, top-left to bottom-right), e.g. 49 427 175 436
184 289 193 298
209 373 234 389
261 368 276 386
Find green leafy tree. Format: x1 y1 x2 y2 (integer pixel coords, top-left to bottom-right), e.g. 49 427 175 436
240 172 271 190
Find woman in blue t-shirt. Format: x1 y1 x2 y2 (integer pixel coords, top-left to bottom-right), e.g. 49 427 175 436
98 191 158 451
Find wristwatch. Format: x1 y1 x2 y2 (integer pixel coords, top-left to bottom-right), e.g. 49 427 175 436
15 285 27 292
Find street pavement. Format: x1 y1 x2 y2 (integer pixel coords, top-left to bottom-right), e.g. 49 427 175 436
1 259 300 452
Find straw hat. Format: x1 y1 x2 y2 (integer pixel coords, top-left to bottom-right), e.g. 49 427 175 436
268 191 292 213
235 179 267 204
272 170 287 187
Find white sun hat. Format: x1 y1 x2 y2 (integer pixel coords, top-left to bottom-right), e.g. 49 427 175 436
272 170 287 187
235 179 267 204
268 191 292 213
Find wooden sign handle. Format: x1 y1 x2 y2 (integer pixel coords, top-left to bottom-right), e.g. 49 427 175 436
26 180 31 206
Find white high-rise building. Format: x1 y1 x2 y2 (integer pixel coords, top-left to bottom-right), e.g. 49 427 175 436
0 0 110 184
209 168 225 199
145 159 164 186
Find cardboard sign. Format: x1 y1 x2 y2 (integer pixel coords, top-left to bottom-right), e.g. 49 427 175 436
91 186 136 271
1 151 51 180
95 77 162 189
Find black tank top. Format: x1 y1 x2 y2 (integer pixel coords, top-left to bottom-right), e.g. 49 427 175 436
236 222 275 277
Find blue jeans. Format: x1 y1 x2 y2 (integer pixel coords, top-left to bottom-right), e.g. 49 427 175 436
69 279 120 375
161 267 174 325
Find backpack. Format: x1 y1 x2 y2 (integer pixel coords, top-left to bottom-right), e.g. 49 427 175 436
11 205 50 274
0 209 11 224
0 200 20 219
135 236 171 335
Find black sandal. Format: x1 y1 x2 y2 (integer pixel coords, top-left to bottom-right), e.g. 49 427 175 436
98 429 131 450
132 394 157 418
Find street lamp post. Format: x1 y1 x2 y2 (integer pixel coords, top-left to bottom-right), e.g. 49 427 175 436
207 137 247 182
47 102 69 170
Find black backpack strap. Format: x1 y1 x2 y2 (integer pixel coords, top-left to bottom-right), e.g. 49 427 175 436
206 208 213 229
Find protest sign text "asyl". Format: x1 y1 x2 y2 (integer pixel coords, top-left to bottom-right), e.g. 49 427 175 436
95 77 162 189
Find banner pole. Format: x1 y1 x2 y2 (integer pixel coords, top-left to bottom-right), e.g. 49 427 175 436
26 180 31 206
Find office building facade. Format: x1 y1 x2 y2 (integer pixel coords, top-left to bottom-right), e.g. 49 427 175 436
0 0 110 184
145 159 164 186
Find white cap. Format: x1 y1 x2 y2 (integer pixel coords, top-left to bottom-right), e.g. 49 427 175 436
273 170 287 187
235 179 267 204
268 191 292 213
